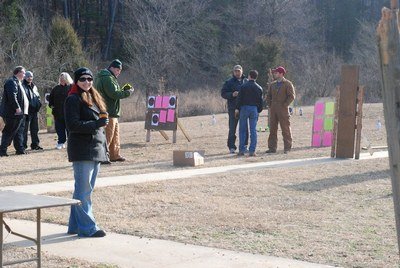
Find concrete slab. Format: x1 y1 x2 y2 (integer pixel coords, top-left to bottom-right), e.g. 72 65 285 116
3 219 336 268
0 151 388 195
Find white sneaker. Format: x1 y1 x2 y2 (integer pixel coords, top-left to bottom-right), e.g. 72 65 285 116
56 144 63 150
62 143 66 149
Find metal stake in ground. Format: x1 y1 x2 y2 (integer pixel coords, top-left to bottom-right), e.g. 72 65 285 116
377 0 400 255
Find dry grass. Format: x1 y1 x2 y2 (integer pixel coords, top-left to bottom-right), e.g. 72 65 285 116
2 103 396 267
119 87 226 122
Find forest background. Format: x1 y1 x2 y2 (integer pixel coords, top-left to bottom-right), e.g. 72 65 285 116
0 0 389 120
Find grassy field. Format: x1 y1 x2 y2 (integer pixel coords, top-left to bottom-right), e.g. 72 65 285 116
2 103 398 267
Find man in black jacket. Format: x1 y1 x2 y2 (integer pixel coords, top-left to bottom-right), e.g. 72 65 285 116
235 70 263 157
0 66 29 156
22 71 43 150
221 65 248 154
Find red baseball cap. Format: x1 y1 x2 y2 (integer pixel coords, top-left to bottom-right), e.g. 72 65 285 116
272 66 286 74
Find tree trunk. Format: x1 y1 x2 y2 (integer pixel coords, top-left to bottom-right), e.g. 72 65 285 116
63 0 69 18
376 0 400 254
103 0 118 59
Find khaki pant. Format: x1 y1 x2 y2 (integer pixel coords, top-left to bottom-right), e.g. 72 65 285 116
268 105 292 151
105 117 121 160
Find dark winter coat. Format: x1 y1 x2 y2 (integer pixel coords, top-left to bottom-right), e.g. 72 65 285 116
0 76 26 118
221 75 248 110
65 91 108 162
22 80 42 114
49 84 71 120
236 80 263 113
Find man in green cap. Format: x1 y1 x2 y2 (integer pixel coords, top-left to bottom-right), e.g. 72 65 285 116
95 59 134 162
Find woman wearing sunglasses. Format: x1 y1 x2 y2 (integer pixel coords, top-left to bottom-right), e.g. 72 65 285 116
65 67 109 237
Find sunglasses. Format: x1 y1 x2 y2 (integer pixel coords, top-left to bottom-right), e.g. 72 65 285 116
78 77 93 82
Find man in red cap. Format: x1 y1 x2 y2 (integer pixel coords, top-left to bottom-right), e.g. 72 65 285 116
266 66 295 154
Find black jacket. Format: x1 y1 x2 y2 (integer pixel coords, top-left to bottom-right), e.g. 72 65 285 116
49 84 70 120
0 76 26 118
221 75 248 110
22 80 42 114
236 80 263 113
65 92 108 162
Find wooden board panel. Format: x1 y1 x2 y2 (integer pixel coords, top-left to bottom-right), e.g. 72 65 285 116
335 65 359 158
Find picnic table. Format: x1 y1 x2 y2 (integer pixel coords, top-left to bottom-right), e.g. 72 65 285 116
0 190 80 267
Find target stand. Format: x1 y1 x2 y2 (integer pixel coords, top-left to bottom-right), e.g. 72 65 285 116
144 95 191 143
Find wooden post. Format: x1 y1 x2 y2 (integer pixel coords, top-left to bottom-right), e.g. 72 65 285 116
146 129 151 142
335 65 359 158
354 86 365 159
377 0 400 254
177 120 191 142
331 86 340 158
159 131 169 140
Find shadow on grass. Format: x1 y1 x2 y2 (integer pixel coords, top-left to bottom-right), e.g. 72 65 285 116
285 169 390 192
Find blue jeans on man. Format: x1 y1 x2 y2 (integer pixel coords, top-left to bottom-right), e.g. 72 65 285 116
68 161 101 237
239 105 258 153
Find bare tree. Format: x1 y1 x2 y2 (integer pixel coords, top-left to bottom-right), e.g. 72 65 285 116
351 20 381 102
121 0 219 93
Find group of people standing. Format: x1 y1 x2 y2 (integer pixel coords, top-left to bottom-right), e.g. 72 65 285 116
0 60 134 237
0 67 42 156
221 64 295 156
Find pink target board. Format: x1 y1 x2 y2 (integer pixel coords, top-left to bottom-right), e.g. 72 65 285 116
311 98 335 147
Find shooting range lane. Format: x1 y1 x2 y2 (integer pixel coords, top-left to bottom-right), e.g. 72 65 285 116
0 151 388 195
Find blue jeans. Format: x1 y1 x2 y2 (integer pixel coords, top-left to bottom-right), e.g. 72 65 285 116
68 161 101 237
55 118 68 144
239 106 258 153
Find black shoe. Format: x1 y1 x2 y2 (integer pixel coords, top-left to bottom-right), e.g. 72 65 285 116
265 149 276 153
237 152 245 156
284 149 291 154
0 152 9 157
91 230 106 237
101 160 112 165
31 146 43 150
249 152 257 157
67 230 77 235
16 151 28 155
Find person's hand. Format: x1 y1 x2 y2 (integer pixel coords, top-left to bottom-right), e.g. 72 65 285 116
128 88 135 94
96 118 109 128
15 108 22 115
122 83 133 91
232 91 239 97
234 109 239 119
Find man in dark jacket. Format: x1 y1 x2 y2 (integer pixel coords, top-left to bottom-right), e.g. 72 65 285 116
22 71 43 150
95 59 134 162
235 70 263 156
221 65 248 154
0 66 29 156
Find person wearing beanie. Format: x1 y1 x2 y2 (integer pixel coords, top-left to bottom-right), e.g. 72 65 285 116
65 67 109 237
95 59 134 162
21 71 43 150
266 66 295 154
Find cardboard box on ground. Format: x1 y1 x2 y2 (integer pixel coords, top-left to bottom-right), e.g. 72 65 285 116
173 150 205 166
